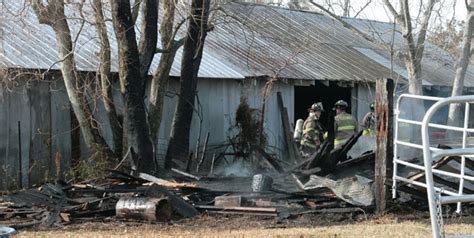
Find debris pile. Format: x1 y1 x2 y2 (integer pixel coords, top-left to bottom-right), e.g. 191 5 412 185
0 145 376 229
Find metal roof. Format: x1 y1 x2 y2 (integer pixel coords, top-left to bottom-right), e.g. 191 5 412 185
205 3 397 82
343 17 474 87
0 0 245 79
1 1 406 83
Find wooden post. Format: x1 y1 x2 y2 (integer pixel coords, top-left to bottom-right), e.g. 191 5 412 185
276 92 299 163
375 78 394 215
18 121 22 189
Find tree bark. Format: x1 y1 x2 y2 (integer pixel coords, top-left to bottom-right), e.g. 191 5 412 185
31 0 113 158
448 1 473 126
148 41 182 141
138 0 158 82
165 0 211 169
148 0 184 142
92 0 123 156
110 0 155 173
375 78 394 215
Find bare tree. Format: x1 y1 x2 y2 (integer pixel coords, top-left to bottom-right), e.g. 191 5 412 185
29 0 202 174
148 0 185 142
165 0 211 169
109 0 157 173
92 0 122 156
383 0 437 95
31 0 114 159
448 0 474 126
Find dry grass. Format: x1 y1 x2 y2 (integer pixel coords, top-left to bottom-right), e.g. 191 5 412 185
15 216 474 238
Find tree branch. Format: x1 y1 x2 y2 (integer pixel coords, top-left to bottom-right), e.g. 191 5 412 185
354 0 372 18
382 0 402 23
308 0 374 43
414 0 436 65
132 0 141 24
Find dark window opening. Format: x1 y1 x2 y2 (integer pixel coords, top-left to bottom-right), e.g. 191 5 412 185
294 81 352 131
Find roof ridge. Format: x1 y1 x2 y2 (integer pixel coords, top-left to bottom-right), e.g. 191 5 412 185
342 16 394 25
223 1 325 16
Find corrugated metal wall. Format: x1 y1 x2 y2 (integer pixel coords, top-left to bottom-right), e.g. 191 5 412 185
0 76 295 190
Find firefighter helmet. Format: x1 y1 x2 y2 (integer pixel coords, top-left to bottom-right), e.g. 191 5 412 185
310 102 324 112
334 100 348 108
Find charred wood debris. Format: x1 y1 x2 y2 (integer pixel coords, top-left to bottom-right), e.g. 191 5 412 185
1 97 473 229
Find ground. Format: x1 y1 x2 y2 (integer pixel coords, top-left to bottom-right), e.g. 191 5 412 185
13 212 474 237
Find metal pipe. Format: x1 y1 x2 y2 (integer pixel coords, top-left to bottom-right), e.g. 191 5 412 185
394 176 459 196
457 102 470 212
394 158 474 181
394 140 440 151
397 94 444 102
397 118 474 132
441 194 474 204
393 98 400 199
421 95 474 238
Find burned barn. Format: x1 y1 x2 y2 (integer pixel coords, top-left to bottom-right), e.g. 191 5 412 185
1 1 474 235
0 1 473 191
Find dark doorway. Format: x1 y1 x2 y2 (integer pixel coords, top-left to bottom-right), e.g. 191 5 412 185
294 81 352 131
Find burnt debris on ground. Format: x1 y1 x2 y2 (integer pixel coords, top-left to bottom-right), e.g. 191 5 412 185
2 95 473 230
0 136 376 229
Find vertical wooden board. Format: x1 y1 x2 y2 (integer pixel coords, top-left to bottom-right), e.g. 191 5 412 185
0 86 10 190
50 80 71 178
28 80 52 185
6 86 19 189
375 78 394 215
5 82 31 189
18 85 32 188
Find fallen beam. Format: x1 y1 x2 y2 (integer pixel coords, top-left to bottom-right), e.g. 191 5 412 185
195 205 277 216
171 168 201 180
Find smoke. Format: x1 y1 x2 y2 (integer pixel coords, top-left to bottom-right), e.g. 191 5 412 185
347 135 376 159
214 159 255 177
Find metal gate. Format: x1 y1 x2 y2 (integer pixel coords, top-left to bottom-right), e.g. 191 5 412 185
392 94 474 238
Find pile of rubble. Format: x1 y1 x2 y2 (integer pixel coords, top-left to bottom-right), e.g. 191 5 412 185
0 142 376 229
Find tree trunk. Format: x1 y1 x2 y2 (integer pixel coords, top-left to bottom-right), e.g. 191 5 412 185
148 42 181 141
405 60 423 95
448 2 473 126
148 0 183 142
137 0 158 83
93 0 123 156
165 0 211 169
31 0 113 158
110 0 155 173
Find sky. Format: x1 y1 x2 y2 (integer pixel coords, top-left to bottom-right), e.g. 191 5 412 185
278 0 469 26
352 0 469 23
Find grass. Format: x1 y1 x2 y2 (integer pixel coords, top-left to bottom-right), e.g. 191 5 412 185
14 217 474 238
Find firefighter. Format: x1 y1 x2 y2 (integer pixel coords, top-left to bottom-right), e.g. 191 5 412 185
334 100 358 149
300 102 326 157
361 102 376 137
